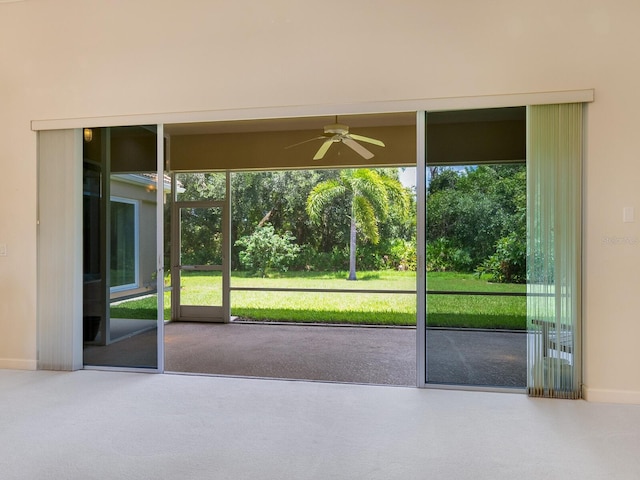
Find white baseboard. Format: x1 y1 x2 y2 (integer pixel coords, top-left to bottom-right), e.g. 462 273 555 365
583 387 640 405
0 358 37 370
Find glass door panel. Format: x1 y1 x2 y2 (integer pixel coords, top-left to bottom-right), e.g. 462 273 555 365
83 125 162 369
423 108 528 388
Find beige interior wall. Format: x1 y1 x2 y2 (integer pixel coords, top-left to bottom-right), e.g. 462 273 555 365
1 0 639 402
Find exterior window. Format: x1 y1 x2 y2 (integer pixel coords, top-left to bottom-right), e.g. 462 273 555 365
110 198 139 292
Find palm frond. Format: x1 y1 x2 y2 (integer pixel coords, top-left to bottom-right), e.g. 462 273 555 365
379 175 411 220
350 169 389 220
353 195 380 244
306 180 347 223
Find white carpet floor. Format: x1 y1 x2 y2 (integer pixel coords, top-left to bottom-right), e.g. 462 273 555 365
1 369 639 479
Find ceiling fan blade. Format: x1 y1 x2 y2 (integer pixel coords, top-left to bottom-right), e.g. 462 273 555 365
348 133 385 147
343 138 374 159
285 136 327 149
313 138 335 160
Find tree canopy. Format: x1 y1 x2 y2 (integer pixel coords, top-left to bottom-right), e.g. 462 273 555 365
426 164 526 282
306 169 410 280
175 169 415 274
173 164 526 282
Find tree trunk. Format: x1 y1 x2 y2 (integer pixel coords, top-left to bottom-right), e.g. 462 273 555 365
348 211 357 281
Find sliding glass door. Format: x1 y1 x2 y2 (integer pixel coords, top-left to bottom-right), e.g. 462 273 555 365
82 125 165 370
418 105 582 394
34 91 590 380
420 108 528 389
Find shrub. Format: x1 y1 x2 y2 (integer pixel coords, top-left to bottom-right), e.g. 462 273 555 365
426 237 473 272
389 239 417 271
475 232 526 283
234 223 300 277
290 245 348 272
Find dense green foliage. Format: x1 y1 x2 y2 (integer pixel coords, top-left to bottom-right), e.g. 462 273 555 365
306 169 410 280
174 165 526 283
427 165 526 282
234 223 300 277
476 231 527 283
177 204 224 266
176 169 415 274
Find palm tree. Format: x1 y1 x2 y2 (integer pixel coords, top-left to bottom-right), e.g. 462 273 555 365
306 169 410 280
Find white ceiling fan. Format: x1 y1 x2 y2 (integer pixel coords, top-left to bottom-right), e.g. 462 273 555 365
286 117 385 160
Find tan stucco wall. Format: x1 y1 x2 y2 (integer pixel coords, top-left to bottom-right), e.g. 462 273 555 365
1 0 639 402
110 179 158 292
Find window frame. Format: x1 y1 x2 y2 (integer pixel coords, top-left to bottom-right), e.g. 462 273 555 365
109 196 140 293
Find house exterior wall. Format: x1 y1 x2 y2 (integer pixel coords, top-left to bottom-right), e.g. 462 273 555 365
110 178 158 294
1 0 639 402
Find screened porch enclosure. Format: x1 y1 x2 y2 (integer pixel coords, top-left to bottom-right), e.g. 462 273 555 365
155 106 532 388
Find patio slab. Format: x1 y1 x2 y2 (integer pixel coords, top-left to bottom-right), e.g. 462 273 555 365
84 321 526 387
164 322 526 387
165 322 416 385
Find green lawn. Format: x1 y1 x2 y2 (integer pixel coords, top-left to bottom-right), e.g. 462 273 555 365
425 271 526 329
110 270 526 330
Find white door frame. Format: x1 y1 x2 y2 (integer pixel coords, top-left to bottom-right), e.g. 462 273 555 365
156 124 165 373
416 111 427 388
171 198 230 323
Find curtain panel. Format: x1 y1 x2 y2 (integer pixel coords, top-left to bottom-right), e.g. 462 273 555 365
527 103 582 399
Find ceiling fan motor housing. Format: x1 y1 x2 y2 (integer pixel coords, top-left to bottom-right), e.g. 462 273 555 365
324 123 349 135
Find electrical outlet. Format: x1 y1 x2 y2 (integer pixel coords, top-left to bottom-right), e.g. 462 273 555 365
0 244 6 256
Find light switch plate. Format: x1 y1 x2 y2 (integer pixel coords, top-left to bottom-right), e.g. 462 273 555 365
0 244 6 256
623 207 635 223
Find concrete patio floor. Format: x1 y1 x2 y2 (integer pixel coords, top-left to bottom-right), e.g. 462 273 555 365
85 321 527 388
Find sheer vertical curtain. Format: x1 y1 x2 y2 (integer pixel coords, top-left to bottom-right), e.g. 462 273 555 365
527 103 582 399
38 129 83 370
